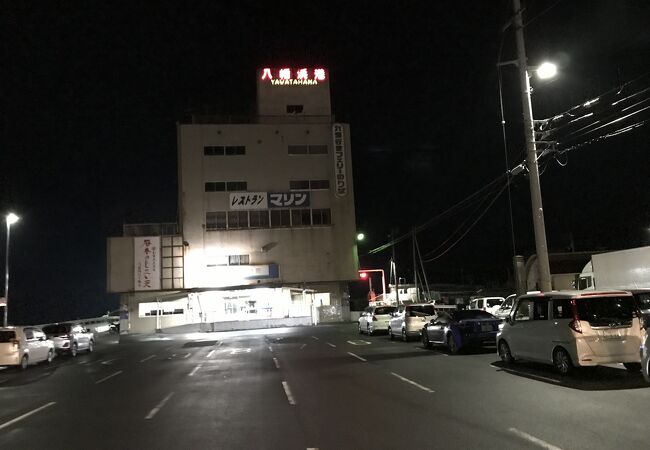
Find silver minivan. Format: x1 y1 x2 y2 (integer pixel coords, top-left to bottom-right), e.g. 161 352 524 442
497 290 644 375
388 303 436 341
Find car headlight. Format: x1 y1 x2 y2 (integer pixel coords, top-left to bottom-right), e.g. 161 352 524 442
498 322 505 331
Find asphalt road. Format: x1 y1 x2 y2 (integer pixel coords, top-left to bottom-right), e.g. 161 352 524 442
0 324 648 449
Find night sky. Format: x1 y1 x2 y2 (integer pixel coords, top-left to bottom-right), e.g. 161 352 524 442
2 1 650 324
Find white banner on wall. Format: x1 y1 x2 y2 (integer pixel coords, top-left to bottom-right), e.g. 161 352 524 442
332 123 347 197
229 192 268 210
134 236 161 291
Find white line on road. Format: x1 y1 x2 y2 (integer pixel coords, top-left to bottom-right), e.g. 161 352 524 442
491 365 561 384
390 372 434 393
188 364 203 377
273 357 281 369
218 341 224 347
508 428 563 450
347 352 367 362
139 355 156 363
311 336 319 340
0 402 56 431
282 381 296 405
326 342 336 348
183 353 191 359
101 359 117 365
95 370 123 385
300 344 307 350
145 392 175 420
206 350 215 358
268 346 273 352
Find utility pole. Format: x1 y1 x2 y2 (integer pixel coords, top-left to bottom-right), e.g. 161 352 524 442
391 229 399 305
513 0 552 292
412 228 420 302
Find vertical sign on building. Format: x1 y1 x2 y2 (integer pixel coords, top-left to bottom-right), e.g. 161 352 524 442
332 123 347 197
134 236 161 291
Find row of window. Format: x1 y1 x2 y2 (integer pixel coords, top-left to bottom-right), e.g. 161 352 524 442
205 180 331 193
203 144 329 156
206 208 331 230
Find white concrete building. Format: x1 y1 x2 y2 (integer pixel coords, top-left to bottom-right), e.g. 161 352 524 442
107 67 359 333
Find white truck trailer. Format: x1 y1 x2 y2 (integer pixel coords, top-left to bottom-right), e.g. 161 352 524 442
577 246 650 291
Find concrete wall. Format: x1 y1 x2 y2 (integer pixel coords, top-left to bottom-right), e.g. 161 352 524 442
107 237 134 293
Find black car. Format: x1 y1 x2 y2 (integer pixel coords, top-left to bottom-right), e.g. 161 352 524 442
421 310 500 354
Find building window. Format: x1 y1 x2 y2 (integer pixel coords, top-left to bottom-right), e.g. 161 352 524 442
291 209 312 227
228 254 250 265
312 208 331 225
225 146 246 155
226 181 247 191
309 180 329 190
206 212 227 230
204 146 225 156
205 182 226 192
289 180 310 190
270 209 291 227
249 210 270 228
227 211 249 229
287 145 328 155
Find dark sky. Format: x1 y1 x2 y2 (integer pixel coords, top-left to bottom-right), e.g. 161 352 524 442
2 1 650 323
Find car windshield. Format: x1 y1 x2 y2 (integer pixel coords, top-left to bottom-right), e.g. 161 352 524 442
374 307 396 315
450 310 494 321
575 296 635 327
487 299 503 307
0 331 16 342
635 293 650 310
42 324 71 335
408 305 435 317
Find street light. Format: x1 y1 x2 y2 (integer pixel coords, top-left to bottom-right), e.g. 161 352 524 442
513 0 552 292
4 213 20 327
356 232 365 241
535 62 558 80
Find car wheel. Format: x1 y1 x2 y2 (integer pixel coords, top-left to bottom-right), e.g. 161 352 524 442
498 340 514 364
447 333 459 354
70 343 78 357
88 340 94 353
388 327 394 340
401 328 408 342
20 354 29 370
623 362 641 373
47 349 54 364
367 324 373 336
422 330 431 349
553 348 573 376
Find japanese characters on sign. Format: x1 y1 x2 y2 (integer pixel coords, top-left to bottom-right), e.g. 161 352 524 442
260 67 327 86
268 191 310 208
229 192 268 210
134 236 161 291
332 123 347 197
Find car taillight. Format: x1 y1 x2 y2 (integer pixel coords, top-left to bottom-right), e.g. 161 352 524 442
372 316 378 321
11 339 19 349
569 319 582 334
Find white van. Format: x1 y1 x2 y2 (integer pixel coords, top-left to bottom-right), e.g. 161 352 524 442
497 291 644 375
0 326 55 369
388 303 436 341
469 297 504 315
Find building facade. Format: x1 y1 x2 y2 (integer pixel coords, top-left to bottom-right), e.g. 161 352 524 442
107 67 359 333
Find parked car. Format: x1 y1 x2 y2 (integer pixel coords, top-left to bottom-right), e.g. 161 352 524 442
421 310 500 354
388 303 436 341
0 326 55 369
358 305 397 335
641 320 650 383
42 323 94 356
497 290 644 375
469 297 505 315
494 294 517 322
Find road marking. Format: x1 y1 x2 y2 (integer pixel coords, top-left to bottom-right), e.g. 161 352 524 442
300 344 307 350
183 353 191 359
491 364 561 384
268 346 273 353
0 402 56 431
139 355 156 363
347 352 367 362
95 370 123 385
326 342 336 348
78 360 90 365
311 336 319 340
390 372 434 393
230 348 251 355
273 357 281 369
188 364 203 377
218 341 224 347
206 350 215 358
508 428 563 450
145 392 175 420
101 359 117 365
282 381 296 405
347 340 371 345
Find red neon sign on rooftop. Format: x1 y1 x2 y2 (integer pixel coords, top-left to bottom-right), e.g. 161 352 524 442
260 67 327 85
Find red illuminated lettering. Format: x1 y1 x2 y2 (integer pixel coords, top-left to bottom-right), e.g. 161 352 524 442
314 68 326 81
279 68 291 80
296 68 309 80
261 68 273 80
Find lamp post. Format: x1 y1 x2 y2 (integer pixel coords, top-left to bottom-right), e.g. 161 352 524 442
4 213 20 327
359 269 387 303
512 0 553 292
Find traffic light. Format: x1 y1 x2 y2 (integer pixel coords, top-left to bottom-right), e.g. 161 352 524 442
359 271 368 280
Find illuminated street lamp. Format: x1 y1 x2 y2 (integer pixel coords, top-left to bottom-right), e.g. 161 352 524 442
356 232 365 241
535 62 558 80
4 213 20 327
